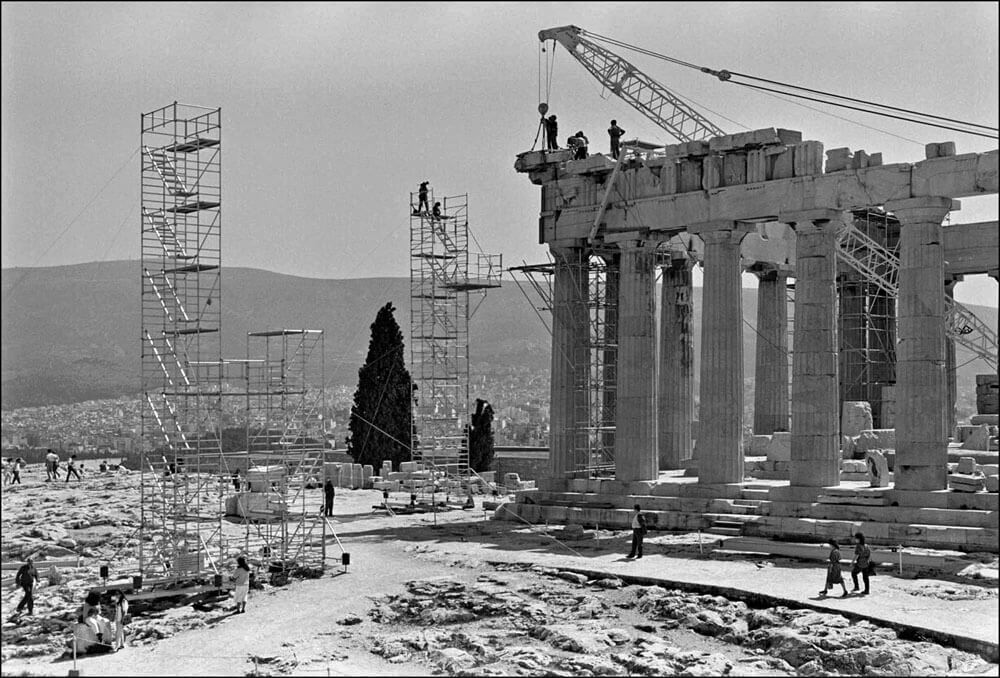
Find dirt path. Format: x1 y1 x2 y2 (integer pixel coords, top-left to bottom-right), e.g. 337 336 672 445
3 483 998 676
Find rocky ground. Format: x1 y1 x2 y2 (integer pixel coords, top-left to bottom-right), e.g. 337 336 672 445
2 463 998 676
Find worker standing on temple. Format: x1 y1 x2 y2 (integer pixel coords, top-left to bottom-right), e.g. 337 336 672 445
573 130 589 159
545 115 559 150
608 120 626 159
417 181 430 215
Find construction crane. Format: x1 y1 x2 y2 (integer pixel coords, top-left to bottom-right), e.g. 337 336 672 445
538 25 998 370
538 25 726 143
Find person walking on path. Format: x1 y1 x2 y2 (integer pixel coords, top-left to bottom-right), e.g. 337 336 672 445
45 449 58 482
66 454 82 482
2 458 11 486
608 120 626 159
15 557 40 618
111 590 130 651
544 115 559 150
626 504 648 559
850 531 873 595
231 556 251 614
819 538 850 598
12 457 24 485
323 479 336 517
416 181 430 215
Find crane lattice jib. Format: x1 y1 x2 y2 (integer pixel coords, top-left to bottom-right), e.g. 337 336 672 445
835 221 998 371
539 25 725 143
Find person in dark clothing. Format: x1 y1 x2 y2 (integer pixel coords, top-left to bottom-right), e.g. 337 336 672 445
573 130 589 159
608 119 626 159
323 480 335 517
432 201 443 221
417 181 430 215
626 504 648 559
850 531 873 595
66 455 82 482
12 457 24 484
544 115 559 150
820 538 850 597
15 557 39 617
232 469 242 492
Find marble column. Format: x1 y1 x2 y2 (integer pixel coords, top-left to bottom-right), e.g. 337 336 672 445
689 222 753 485
549 245 590 477
885 197 956 491
601 252 620 455
751 266 791 435
657 254 695 469
615 240 657 482
782 210 842 488
944 275 961 438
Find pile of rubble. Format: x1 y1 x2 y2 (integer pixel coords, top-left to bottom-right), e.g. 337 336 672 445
366 567 997 676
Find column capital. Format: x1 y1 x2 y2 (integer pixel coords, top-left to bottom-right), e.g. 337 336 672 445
884 196 959 225
777 208 847 229
689 220 755 246
549 242 589 259
746 262 794 279
688 219 755 235
616 238 656 252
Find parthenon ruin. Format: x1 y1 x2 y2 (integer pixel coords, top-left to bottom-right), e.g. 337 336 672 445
508 129 999 551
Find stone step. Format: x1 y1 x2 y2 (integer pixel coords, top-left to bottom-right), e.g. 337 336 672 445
706 526 743 536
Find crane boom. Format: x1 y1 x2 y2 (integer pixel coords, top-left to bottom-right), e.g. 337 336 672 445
539 25 725 143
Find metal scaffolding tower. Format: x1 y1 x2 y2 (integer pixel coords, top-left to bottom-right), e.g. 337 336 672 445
140 102 224 577
836 209 899 428
509 249 619 475
228 329 328 571
409 193 501 477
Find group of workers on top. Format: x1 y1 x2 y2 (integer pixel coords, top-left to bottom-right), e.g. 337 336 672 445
543 115 626 160
413 180 444 220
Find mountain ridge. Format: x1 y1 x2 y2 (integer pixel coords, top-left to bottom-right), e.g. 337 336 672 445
2 260 996 409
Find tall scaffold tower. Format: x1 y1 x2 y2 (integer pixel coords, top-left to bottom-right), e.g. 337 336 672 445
140 102 224 578
232 329 329 570
409 193 501 477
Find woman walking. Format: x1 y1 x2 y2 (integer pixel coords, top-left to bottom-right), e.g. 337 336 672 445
231 556 251 614
819 538 849 598
111 590 129 651
851 532 873 595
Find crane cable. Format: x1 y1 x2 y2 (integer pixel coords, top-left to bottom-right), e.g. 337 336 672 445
581 29 998 140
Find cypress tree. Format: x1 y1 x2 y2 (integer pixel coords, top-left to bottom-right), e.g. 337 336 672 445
346 302 413 471
468 398 495 473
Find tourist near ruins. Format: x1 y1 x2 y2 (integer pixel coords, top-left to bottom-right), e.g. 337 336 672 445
2 4 998 677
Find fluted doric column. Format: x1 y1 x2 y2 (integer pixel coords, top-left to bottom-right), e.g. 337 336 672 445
885 197 956 490
657 254 695 469
689 222 753 485
780 210 843 487
944 275 961 437
751 266 791 435
548 245 590 477
615 240 657 482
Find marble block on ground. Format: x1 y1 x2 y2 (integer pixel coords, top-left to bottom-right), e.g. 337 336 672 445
842 401 873 438
949 473 985 493
865 450 890 488
767 432 791 461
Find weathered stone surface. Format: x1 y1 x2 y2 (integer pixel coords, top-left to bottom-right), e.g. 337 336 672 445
866 450 890 488
841 401 873 438
949 473 986 493
962 425 995 451
767 432 791 462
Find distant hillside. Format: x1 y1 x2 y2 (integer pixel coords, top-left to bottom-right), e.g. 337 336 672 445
2 261 996 408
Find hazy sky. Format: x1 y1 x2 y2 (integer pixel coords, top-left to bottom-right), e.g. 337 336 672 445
2 1 998 304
